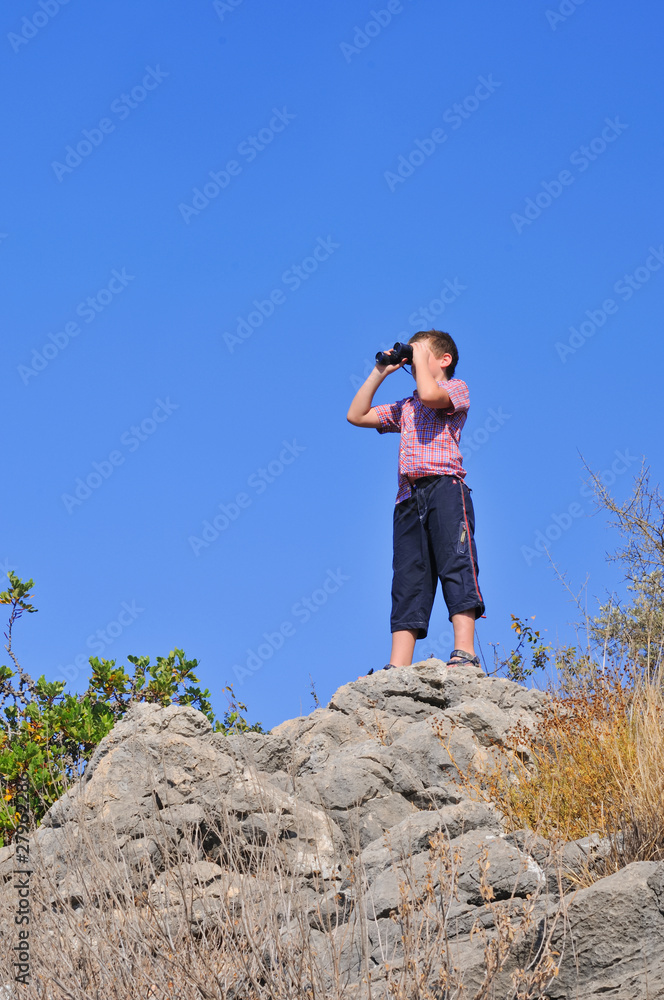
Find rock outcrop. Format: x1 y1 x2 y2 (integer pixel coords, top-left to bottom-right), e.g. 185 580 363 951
2 659 663 998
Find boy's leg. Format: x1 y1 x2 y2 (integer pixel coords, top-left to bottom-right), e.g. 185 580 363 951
451 609 476 656
425 477 485 648
389 494 438 665
389 628 418 667
394 614 473 666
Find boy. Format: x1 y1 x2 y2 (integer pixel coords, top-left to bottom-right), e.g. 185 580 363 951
346 329 484 672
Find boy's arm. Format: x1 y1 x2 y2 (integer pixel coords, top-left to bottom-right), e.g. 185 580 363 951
411 341 452 409
416 371 452 410
346 354 406 428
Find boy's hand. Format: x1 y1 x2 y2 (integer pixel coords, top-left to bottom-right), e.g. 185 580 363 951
410 340 431 374
375 348 407 376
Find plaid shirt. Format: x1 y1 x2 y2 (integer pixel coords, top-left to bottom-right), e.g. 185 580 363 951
373 378 470 504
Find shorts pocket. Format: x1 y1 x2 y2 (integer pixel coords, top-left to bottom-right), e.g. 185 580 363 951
456 519 468 554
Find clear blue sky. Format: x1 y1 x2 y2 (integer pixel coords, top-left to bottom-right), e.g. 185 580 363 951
2 0 663 731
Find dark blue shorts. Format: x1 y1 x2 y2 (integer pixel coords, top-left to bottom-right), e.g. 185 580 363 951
390 474 485 639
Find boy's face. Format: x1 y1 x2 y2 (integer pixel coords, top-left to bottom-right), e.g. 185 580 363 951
410 339 453 381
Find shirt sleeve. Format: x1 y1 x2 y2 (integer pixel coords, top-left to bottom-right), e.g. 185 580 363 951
438 378 469 414
373 397 406 433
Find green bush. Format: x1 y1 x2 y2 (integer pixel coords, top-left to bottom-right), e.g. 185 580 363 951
0 572 263 845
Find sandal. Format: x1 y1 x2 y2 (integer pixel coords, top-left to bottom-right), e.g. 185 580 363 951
447 649 481 669
367 664 399 675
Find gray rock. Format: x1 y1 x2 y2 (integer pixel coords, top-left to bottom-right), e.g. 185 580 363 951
224 770 347 878
453 829 546 905
148 859 226 909
390 716 478 793
361 826 545 922
547 861 664 999
443 697 512 747
362 850 431 919
297 752 391 812
307 886 353 931
8 660 662 998
225 730 295 774
359 800 500 885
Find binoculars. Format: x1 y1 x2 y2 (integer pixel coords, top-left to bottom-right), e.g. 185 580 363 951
375 342 413 367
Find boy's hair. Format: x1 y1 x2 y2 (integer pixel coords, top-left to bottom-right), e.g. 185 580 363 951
408 329 459 378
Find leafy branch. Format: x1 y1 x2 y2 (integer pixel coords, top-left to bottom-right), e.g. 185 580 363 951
488 614 551 683
0 571 263 844
0 570 38 707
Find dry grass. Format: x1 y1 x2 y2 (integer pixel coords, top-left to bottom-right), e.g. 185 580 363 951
444 662 664 883
0 763 566 1000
